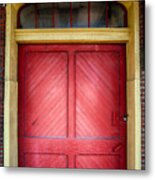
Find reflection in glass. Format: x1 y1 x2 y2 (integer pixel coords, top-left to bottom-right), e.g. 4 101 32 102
37 3 53 28
90 2 106 27
55 3 70 28
72 2 88 28
20 5 35 28
108 3 126 27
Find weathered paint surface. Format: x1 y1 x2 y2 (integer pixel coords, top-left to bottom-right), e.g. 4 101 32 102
18 44 126 169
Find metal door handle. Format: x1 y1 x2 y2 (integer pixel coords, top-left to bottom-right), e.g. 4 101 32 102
123 114 128 122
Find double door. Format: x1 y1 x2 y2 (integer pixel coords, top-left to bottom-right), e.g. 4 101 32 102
18 44 126 169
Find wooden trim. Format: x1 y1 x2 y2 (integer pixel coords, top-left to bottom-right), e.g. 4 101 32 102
4 2 141 169
126 2 141 169
4 4 18 167
15 28 130 44
4 81 18 167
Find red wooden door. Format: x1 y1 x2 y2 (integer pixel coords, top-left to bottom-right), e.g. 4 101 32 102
18 44 126 169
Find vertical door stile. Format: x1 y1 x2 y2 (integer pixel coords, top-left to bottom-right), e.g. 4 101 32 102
68 50 76 168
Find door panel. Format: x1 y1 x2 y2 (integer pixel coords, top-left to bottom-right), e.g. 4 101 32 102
76 51 120 137
24 154 67 168
18 45 126 169
76 155 120 169
25 52 68 137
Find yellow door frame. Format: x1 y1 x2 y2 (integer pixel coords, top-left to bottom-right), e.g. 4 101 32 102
4 1 141 169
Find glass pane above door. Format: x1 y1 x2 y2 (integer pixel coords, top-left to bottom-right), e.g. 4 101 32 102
18 2 127 29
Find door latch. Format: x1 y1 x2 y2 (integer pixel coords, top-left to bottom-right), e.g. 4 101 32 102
123 114 128 122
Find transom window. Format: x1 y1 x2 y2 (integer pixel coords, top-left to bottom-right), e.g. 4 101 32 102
18 2 127 29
